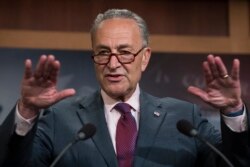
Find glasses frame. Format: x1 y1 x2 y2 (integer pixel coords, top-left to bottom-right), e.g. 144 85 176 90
92 47 146 65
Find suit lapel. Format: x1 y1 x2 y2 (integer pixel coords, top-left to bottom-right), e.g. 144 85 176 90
76 92 118 167
134 91 168 166
74 91 169 167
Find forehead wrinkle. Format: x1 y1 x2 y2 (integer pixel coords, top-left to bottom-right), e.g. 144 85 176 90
96 44 133 50
95 33 133 50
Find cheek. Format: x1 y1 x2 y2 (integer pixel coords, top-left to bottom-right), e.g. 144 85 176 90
134 58 144 73
94 66 104 81
126 62 143 82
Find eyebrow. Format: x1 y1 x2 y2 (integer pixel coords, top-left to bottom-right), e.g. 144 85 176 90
95 45 110 50
95 44 133 50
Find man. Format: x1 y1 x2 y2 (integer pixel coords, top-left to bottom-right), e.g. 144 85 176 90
3 9 249 167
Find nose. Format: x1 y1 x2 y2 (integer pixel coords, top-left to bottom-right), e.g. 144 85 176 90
107 55 121 69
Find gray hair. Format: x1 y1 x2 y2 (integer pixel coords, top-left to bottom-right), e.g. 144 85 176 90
90 9 149 47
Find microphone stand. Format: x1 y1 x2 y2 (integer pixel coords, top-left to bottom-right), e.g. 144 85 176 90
50 140 76 167
50 140 77 167
196 135 234 167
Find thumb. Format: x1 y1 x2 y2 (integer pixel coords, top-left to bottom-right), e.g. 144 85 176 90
187 86 209 102
54 88 76 102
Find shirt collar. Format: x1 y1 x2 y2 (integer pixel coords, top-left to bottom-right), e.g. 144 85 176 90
101 84 140 113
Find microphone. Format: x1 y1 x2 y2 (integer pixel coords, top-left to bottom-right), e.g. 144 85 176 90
176 119 234 167
50 123 96 167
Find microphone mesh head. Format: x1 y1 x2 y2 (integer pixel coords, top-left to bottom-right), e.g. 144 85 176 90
78 123 96 140
176 119 195 137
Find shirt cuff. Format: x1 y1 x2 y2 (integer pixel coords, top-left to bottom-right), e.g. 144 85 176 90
222 105 248 132
15 104 37 136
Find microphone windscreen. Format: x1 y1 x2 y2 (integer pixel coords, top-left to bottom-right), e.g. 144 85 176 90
176 119 195 137
78 123 96 140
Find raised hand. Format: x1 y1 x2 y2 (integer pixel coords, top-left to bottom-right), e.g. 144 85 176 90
188 54 243 114
19 55 76 119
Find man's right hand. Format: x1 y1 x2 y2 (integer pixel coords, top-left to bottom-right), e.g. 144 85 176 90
18 55 76 119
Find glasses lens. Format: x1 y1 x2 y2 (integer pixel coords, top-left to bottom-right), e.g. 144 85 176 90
94 55 109 64
118 54 134 63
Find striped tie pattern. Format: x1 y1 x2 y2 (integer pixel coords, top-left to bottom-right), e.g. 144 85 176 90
115 103 137 167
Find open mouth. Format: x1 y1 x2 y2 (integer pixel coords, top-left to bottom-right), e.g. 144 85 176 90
105 74 124 82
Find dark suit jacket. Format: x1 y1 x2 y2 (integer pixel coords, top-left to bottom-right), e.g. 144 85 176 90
3 91 250 167
0 108 15 167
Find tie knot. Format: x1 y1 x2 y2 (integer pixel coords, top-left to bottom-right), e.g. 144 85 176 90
114 103 131 114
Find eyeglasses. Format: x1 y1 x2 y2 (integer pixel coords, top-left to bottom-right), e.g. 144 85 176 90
92 47 146 65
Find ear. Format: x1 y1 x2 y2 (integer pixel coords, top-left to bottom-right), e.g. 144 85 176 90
141 47 151 72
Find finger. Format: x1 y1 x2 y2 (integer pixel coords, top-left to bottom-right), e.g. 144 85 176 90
214 56 228 77
24 59 33 79
49 60 60 83
230 58 240 80
34 55 47 79
187 86 209 102
43 55 57 80
53 89 76 103
207 54 220 79
203 61 213 84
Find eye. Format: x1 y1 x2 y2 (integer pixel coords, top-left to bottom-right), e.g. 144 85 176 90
119 50 132 55
97 50 111 56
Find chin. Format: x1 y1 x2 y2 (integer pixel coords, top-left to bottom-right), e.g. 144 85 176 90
107 89 126 97
104 86 130 99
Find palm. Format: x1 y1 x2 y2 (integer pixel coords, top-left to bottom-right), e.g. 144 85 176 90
21 78 59 109
204 76 241 108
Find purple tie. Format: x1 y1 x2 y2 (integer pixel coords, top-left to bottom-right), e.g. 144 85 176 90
115 103 137 167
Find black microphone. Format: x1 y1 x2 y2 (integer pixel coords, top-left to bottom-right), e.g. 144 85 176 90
176 119 234 167
50 123 96 167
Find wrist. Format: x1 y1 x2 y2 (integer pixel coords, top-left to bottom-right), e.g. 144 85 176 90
18 99 40 119
223 108 244 117
221 100 243 115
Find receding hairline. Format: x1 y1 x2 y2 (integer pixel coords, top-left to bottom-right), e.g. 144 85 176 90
93 17 141 33
90 9 149 47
